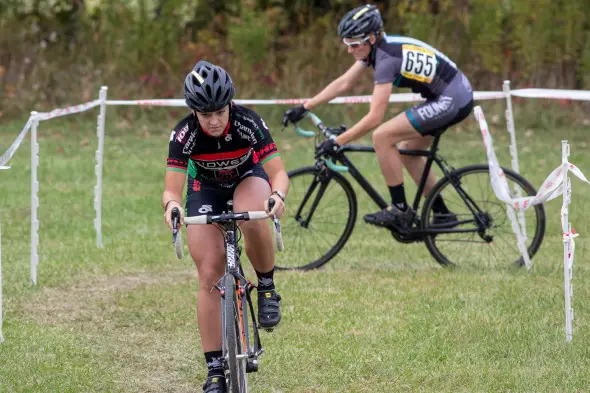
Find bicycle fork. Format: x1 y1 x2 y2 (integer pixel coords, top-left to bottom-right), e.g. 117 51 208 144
217 247 264 375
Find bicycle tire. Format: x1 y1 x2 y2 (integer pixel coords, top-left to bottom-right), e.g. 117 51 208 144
224 275 247 393
421 164 546 268
276 165 357 271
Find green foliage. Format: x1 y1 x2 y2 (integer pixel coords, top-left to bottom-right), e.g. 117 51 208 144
0 0 589 118
228 9 273 73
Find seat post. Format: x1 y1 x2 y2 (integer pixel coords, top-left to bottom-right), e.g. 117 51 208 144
429 134 442 156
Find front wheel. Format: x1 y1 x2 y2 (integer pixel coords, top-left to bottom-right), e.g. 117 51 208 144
223 275 248 393
275 165 357 270
421 164 546 268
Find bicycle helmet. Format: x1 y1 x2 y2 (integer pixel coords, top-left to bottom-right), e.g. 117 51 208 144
184 60 235 112
337 4 383 39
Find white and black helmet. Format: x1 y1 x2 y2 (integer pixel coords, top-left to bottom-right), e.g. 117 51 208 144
337 4 383 39
184 61 235 112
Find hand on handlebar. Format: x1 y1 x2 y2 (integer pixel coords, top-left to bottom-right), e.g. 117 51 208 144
164 201 184 231
282 105 308 127
265 195 285 219
315 137 341 159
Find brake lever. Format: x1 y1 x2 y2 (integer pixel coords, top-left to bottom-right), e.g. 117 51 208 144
171 207 180 244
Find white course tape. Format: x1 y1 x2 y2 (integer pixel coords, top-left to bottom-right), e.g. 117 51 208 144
34 99 102 121
475 106 590 271
476 105 588 341
0 100 102 168
475 106 590 211
106 91 506 107
0 116 34 167
511 89 590 101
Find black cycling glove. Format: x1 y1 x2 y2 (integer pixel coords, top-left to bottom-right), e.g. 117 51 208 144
282 105 309 127
316 138 341 157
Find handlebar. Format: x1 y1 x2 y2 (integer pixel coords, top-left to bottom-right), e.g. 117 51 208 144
171 200 284 255
291 112 349 172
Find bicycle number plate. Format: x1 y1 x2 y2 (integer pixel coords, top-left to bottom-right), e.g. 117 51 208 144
401 44 437 84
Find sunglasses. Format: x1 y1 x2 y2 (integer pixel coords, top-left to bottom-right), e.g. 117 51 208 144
342 36 370 49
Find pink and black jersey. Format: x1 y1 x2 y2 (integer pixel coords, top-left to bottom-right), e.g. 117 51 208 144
166 104 279 184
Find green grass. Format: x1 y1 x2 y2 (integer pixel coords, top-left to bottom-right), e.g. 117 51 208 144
1 105 589 392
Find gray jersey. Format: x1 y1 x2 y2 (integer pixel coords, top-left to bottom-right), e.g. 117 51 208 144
364 35 459 98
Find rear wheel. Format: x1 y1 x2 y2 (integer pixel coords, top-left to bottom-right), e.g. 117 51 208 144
276 165 357 270
422 164 546 268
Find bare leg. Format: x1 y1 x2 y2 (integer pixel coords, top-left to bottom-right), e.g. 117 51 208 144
187 224 226 352
233 176 274 273
372 112 423 186
398 136 439 195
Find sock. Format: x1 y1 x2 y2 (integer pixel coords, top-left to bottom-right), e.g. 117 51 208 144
205 350 224 378
432 195 449 214
255 268 275 290
388 184 408 211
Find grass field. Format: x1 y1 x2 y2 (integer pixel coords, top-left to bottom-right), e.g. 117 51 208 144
1 104 589 392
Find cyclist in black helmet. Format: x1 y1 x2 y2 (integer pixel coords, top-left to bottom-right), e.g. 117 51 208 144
283 4 473 229
163 60 289 393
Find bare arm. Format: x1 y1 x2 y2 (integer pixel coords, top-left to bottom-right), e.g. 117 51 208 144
335 82 392 145
262 156 289 218
162 170 186 230
304 62 366 110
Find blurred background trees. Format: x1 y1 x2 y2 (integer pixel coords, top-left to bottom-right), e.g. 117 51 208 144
1 0 589 116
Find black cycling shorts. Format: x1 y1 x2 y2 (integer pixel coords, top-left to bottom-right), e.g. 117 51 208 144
185 164 270 216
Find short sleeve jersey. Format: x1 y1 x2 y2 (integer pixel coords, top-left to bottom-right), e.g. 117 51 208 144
166 104 279 184
364 35 459 98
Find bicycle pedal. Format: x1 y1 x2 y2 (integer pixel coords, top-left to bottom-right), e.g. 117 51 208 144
246 359 259 373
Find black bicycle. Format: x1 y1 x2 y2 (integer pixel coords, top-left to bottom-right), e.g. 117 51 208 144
277 112 546 270
171 201 283 393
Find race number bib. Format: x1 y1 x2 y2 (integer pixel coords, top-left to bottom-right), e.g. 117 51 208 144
401 44 437 83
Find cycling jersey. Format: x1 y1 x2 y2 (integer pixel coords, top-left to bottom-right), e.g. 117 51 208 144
166 104 279 185
363 34 473 136
364 35 459 98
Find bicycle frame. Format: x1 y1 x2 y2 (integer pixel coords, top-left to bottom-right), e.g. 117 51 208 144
215 218 263 377
333 139 450 212
294 118 490 236
331 139 489 235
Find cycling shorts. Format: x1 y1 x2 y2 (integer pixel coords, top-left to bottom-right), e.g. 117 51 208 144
406 71 474 136
185 164 269 216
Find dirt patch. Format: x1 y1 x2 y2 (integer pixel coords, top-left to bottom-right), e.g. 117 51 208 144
20 269 196 325
17 268 202 393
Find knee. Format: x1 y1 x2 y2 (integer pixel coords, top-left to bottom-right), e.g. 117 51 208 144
195 259 225 288
241 219 270 241
372 128 400 149
372 128 386 147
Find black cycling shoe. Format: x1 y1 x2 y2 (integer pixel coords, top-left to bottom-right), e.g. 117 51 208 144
430 212 459 228
202 375 226 393
364 205 415 229
257 288 281 329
